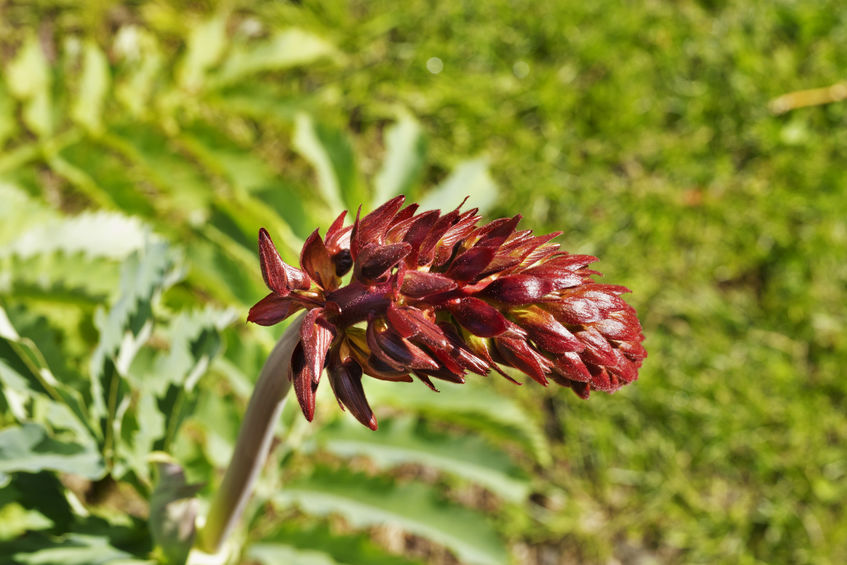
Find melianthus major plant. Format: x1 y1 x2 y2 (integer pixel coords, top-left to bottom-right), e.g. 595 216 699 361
197 195 646 557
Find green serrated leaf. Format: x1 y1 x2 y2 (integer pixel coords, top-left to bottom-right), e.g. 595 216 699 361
71 41 110 132
0 502 53 541
313 417 530 502
179 13 229 91
5 37 49 100
212 29 337 88
374 112 427 204
419 157 498 214
0 307 99 445
149 459 201 565
89 241 179 466
0 183 56 247
115 29 164 118
205 82 310 124
127 306 234 455
23 90 52 138
0 253 119 305
276 467 510 565
6 37 53 137
365 379 550 466
12 533 151 565
104 123 213 217
0 423 104 479
57 140 157 216
252 521 423 565
179 123 276 194
0 211 151 261
147 307 235 394
293 113 358 212
249 544 341 565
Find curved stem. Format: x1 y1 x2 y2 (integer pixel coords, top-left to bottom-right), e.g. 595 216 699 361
196 313 304 554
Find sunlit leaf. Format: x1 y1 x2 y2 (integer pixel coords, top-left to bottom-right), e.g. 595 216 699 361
180 123 276 194
0 183 56 247
5 36 49 100
149 458 201 565
6 36 52 137
105 123 213 217
0 307 98 443
57 140 157 216
312 417 530 502
365 379 550 466
71 41 110 132
179 13 229 91
0 423 104 479
0 211 151 261
11 533 151 565
212 29 337 88
374 111 427 204
114 27 164 118
251 522 423 565
0 503 53 541
276 467 510 565
293 113 356 213
88 241 179 456
419 157 498 214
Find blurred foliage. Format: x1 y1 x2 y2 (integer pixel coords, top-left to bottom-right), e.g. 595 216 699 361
1 1 846 564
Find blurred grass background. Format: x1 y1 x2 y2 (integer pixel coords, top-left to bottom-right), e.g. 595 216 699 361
1 1 846 563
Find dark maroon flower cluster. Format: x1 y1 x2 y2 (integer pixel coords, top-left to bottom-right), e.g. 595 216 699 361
248 196 646 429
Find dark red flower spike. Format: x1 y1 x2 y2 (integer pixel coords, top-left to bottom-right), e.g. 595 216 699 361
249 196 645 428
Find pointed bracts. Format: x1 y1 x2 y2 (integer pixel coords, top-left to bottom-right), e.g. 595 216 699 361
248 196 646 428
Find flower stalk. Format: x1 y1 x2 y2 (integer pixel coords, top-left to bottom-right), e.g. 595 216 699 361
196 312 305 554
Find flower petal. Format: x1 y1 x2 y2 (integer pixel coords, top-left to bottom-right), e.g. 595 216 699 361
471 215 521 247
445 245 497 282
593 313 643 341
354 242 412 282
258 228 310 294
301 229 338 291
327 351 377 430
415 367 465 384
367 319 439 371
494 334 552 385
389 306 449 349
545 296 602 325
290 341 317 421
401 210 440 263
447 297 509 337
552 351 592 383
510 306 584 354
300 308 336 387
386 302 418 338
575 326 617 366
247 293 304 326
353 195 406 254
400 271 457 298
417 209 460 266
479 274 555 304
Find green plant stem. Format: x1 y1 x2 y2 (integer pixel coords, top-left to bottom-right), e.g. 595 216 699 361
196 313 304 554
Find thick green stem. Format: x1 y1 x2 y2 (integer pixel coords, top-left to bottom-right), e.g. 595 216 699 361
196 313 304 554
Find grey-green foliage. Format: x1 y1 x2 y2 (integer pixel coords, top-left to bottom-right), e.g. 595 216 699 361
0 8 541 565
0 228 235 564
276 466 509 565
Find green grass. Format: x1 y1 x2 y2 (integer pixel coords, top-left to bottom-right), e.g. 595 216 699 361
2 1 846 563
283 2 847 562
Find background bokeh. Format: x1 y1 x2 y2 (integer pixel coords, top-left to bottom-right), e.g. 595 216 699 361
1 1 846 564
